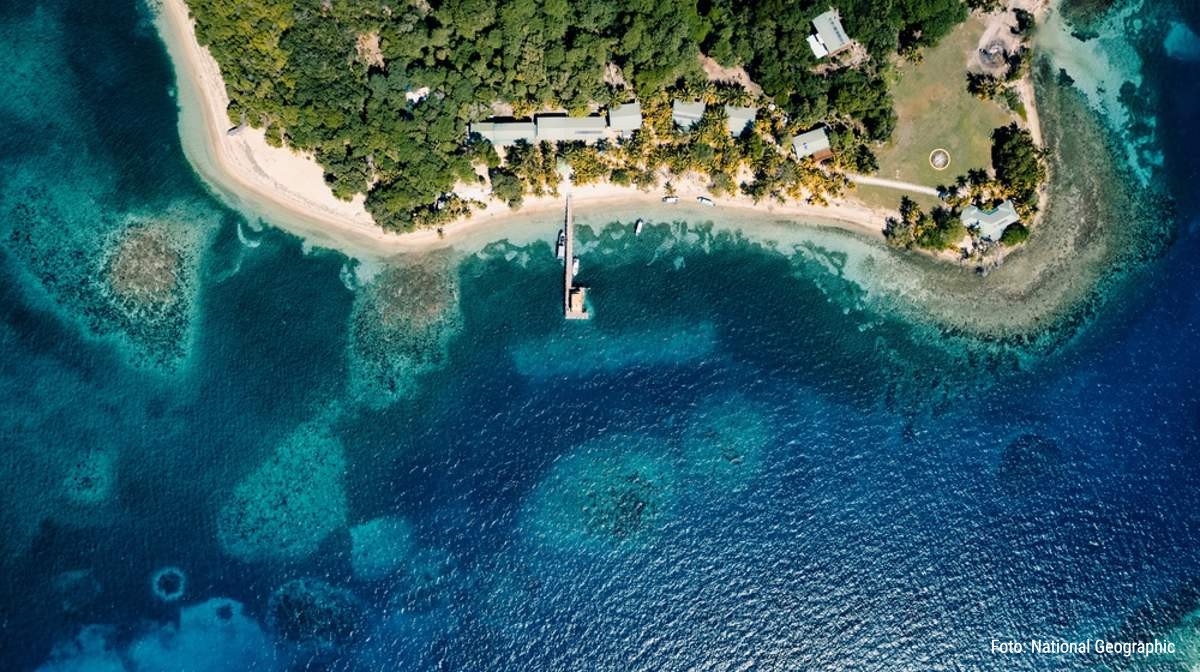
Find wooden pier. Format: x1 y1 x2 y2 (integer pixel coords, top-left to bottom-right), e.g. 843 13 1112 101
563 196 590 320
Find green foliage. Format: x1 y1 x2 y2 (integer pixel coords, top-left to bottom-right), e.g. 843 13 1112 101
999 222 1030 245
489 169 524 208
916 206 966 250
1001 87 1025 116
505 141 561 196
967 72 1004 100
1012 9 1037 35
884 196 924 248
884 196 964 251
562 143 609 186
967 0 1003 11
1004 47 1030 82
991 122 1045 210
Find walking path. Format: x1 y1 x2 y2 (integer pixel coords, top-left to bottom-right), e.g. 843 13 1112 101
847 174 943 197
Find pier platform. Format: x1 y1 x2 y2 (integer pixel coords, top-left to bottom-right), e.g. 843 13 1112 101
563 196 590 320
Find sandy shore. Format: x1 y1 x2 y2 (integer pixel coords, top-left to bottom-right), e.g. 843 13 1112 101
154 0 898 260
151 0 1170 347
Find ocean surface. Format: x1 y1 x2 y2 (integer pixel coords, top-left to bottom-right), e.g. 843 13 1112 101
1 0 1198 670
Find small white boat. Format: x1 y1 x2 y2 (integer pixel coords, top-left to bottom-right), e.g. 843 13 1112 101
662 196 679 204
555 229 565 260
696 196 715 207
634 219 645 235
572 256 580 275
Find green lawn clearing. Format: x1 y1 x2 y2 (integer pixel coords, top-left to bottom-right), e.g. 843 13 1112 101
873 15 1017 190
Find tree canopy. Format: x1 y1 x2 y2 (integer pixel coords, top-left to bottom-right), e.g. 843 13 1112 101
187 0 972 231
991 122 1045 210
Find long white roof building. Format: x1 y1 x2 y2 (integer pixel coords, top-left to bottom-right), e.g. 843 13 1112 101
470 121 536 146
608 102 643 134
535 116 607 143
808 9 852 58
792 127 832 160
672 101 707 130
724 105 757 136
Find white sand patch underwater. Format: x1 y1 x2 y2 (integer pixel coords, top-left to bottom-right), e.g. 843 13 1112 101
1036 0 1162 182
1164 21 1200 61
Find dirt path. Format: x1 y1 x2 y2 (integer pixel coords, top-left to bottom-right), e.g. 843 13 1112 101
848 174 942 197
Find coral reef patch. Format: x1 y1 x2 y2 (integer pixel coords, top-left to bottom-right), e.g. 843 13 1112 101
680 393 774 490
34 625 125 672
60 449 117 507
522 434 679 551
216 425 348 563
349 516 416 581
37 599 280 672
267 578 364 653
349 253 462 405
150 566 187 603
126 598 280 671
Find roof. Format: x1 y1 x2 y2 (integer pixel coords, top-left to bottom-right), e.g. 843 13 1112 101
608 102 642 132
725 105 757 136
791 127 832 159
807 35 829 58
961 200 1020 241
535 115 607 143
811 9 851 57
470 121 536 146
672 100 707 129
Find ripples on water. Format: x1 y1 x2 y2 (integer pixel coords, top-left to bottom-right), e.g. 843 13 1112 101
2 0 1200 670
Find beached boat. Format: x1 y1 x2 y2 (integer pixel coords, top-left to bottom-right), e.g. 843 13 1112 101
555 229 565 260
662 196 679 204
635 219 644 235
696 196 715 207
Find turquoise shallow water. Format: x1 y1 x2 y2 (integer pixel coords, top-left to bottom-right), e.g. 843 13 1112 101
2 0 1200 670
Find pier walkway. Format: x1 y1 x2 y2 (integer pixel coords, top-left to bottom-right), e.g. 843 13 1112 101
563 196 589 320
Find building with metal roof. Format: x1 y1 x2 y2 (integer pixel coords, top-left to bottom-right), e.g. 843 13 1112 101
808 8 851 58
961 200 1020 241
724 105 757 136
672 100 707 130
791 127 833 161
535 115 607 143
470 121 536 146
608 101 642 135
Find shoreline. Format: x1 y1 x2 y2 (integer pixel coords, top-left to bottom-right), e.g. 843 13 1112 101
150 0 1172 347
153 0 898 260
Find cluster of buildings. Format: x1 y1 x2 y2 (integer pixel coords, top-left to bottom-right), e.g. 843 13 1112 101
470 98 765 147
669 100 757 137
470 102 644 147
472 99 833 163
671 99 834 162
470 7 852 150
469 8 851 167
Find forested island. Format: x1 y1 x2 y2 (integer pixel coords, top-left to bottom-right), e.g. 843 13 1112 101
185 0 987 228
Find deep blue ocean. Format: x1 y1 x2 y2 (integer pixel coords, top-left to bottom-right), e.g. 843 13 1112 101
1 0 1199 670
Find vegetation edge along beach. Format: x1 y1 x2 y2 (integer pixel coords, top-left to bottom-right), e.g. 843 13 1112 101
151 0 1174 346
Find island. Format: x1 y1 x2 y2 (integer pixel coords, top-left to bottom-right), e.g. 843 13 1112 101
157 0 1048 262
153 0 1173 345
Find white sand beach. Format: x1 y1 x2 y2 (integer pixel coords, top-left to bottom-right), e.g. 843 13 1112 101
153 0 900 260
